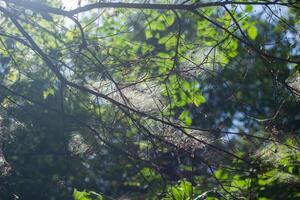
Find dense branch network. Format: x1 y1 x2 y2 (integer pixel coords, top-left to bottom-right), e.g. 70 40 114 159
0 0 299 198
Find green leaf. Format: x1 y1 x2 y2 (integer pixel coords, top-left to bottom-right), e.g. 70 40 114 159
7 70 18 83
66 31 74 41
42 87 55 99
145 29 153 39
288 166 294 174
179 110 192 126
247 25 258 40
152 21 165 31
73 189 103 200
182 81 190 91
193 94 206 107
73 189 90 200
165 15 175 26
245 5 253 13
185 117 192 126
158 35 171 45
164 180 193 200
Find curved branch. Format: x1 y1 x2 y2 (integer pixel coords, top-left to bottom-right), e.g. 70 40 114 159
3 0 298 17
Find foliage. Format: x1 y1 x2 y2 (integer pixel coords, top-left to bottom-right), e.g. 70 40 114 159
73 189 103 200
0 0 299 199
164 180 194 200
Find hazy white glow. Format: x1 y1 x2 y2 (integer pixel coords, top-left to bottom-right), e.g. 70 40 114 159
62 0 88 10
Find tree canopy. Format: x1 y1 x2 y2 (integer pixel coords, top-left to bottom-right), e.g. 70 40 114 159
0 0 299 199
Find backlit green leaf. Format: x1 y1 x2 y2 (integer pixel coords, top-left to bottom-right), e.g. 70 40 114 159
248 25 258 40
